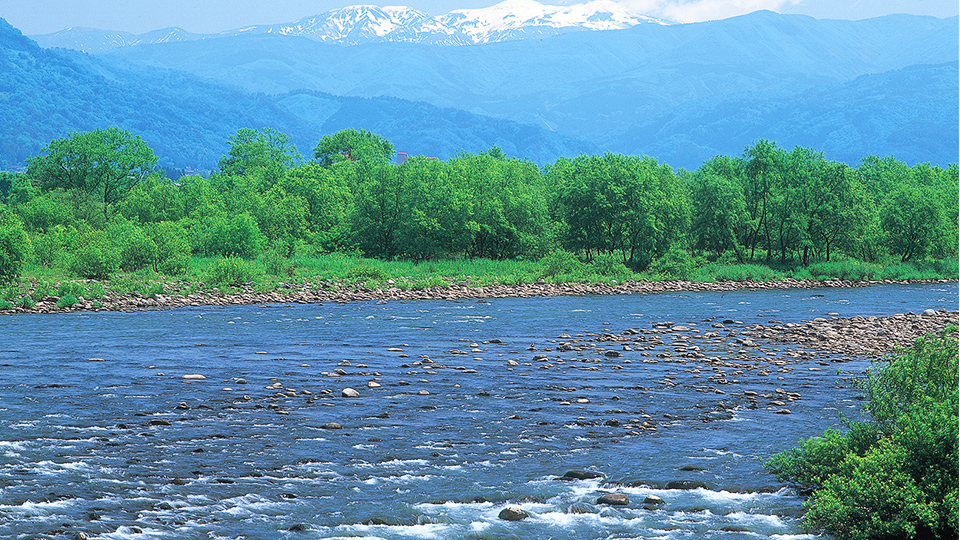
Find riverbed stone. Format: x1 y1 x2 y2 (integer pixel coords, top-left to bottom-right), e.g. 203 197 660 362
182 374 206 380
498 506 529 521
666 480 708 490
597 493 629 505
562 470 603 480
341 388 360 398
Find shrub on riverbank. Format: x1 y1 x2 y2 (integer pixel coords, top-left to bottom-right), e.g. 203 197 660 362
765 326 959 540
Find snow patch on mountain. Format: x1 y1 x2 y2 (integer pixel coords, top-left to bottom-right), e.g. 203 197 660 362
31 0 668 51
442 0 665 43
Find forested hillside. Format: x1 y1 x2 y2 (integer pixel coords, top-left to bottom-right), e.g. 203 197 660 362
0 19 589 172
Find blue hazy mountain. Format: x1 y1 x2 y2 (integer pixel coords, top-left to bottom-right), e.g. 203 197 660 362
0 18 590 172
93 10 958 167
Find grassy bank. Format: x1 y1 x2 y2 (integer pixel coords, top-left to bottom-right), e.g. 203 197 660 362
1 253 956 310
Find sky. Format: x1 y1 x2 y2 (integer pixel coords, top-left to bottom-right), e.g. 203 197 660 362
0 0 956 35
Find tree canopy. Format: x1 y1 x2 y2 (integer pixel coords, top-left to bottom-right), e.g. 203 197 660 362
26 127 157 214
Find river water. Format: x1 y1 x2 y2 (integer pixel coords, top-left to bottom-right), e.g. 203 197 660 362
0 283 956 540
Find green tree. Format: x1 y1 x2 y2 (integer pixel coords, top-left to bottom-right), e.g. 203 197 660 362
880 186 944 262
742 140 786 261
551 153 688 268
218 127 301 189
350 162 404 258
281 163 354 252
313 129 394 167
69 229 120 279
26 127 158 218
397 156 472 260
689 166 747 261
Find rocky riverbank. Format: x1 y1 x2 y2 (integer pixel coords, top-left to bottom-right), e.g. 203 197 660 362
2 277 956 315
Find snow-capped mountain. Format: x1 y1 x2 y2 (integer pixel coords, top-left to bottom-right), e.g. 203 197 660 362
441 0 665 43
228 5 469 45
31 0 668 51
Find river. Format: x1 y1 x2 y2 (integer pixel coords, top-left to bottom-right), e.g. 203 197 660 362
0 283 956 539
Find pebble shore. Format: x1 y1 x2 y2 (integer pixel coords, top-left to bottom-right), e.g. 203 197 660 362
3 277 956 315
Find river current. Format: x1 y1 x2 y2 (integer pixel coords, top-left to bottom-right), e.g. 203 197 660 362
0 283 956 539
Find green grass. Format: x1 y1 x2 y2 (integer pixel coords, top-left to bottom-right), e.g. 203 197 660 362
2 252 956 310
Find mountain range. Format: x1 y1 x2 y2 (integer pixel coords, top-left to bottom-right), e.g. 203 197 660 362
31 0 666 52
0 17 589 172
4 5 959 172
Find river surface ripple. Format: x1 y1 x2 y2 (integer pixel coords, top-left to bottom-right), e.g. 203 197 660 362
0 283 956 539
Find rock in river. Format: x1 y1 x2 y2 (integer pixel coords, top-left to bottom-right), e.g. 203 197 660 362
562 470 604 480
597 493 629 505
498 506 529 521
341 388 360 398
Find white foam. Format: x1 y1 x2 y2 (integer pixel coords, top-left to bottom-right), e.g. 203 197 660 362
726 511 785 527
0 498 73 516
0 440 27 450
99 525 166 538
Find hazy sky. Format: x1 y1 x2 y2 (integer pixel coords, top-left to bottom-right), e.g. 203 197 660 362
1 0 957 35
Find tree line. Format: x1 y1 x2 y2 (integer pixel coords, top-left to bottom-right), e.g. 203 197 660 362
0 126 957 283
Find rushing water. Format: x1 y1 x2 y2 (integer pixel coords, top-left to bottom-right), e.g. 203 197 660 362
0 283 956 540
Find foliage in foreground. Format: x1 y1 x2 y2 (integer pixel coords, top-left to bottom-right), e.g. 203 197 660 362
765 327 959 540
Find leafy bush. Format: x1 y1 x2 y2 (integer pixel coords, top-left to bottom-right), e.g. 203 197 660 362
57 281 84 298
117 227 157 271
204 257 257 288
588 253 633 279
205 213 266 259
766 328 959 540
69 231 120 279
690 262 783 282
0 209 31 284
56 294 78 308
148 221 191 275
646 244 702 280
0 299 11 310
347 263 387 283
159 253 190 276
539 249 585 279
15 295 35 308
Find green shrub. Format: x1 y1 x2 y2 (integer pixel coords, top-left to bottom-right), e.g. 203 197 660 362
69 232 120 279
15 295 35 308
33 280 55 299
158 253 190 276
347 263 387 283
646 244 701 280
204 257 257 288
262 251 296 277
205 213 266 259
0 209 31 284
148 221 192 274
29 224 77 268
57 281 84 298
56 294 78 308
588 253 633 279
539 249 585 278
765 328 959 540
0 299 11 310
